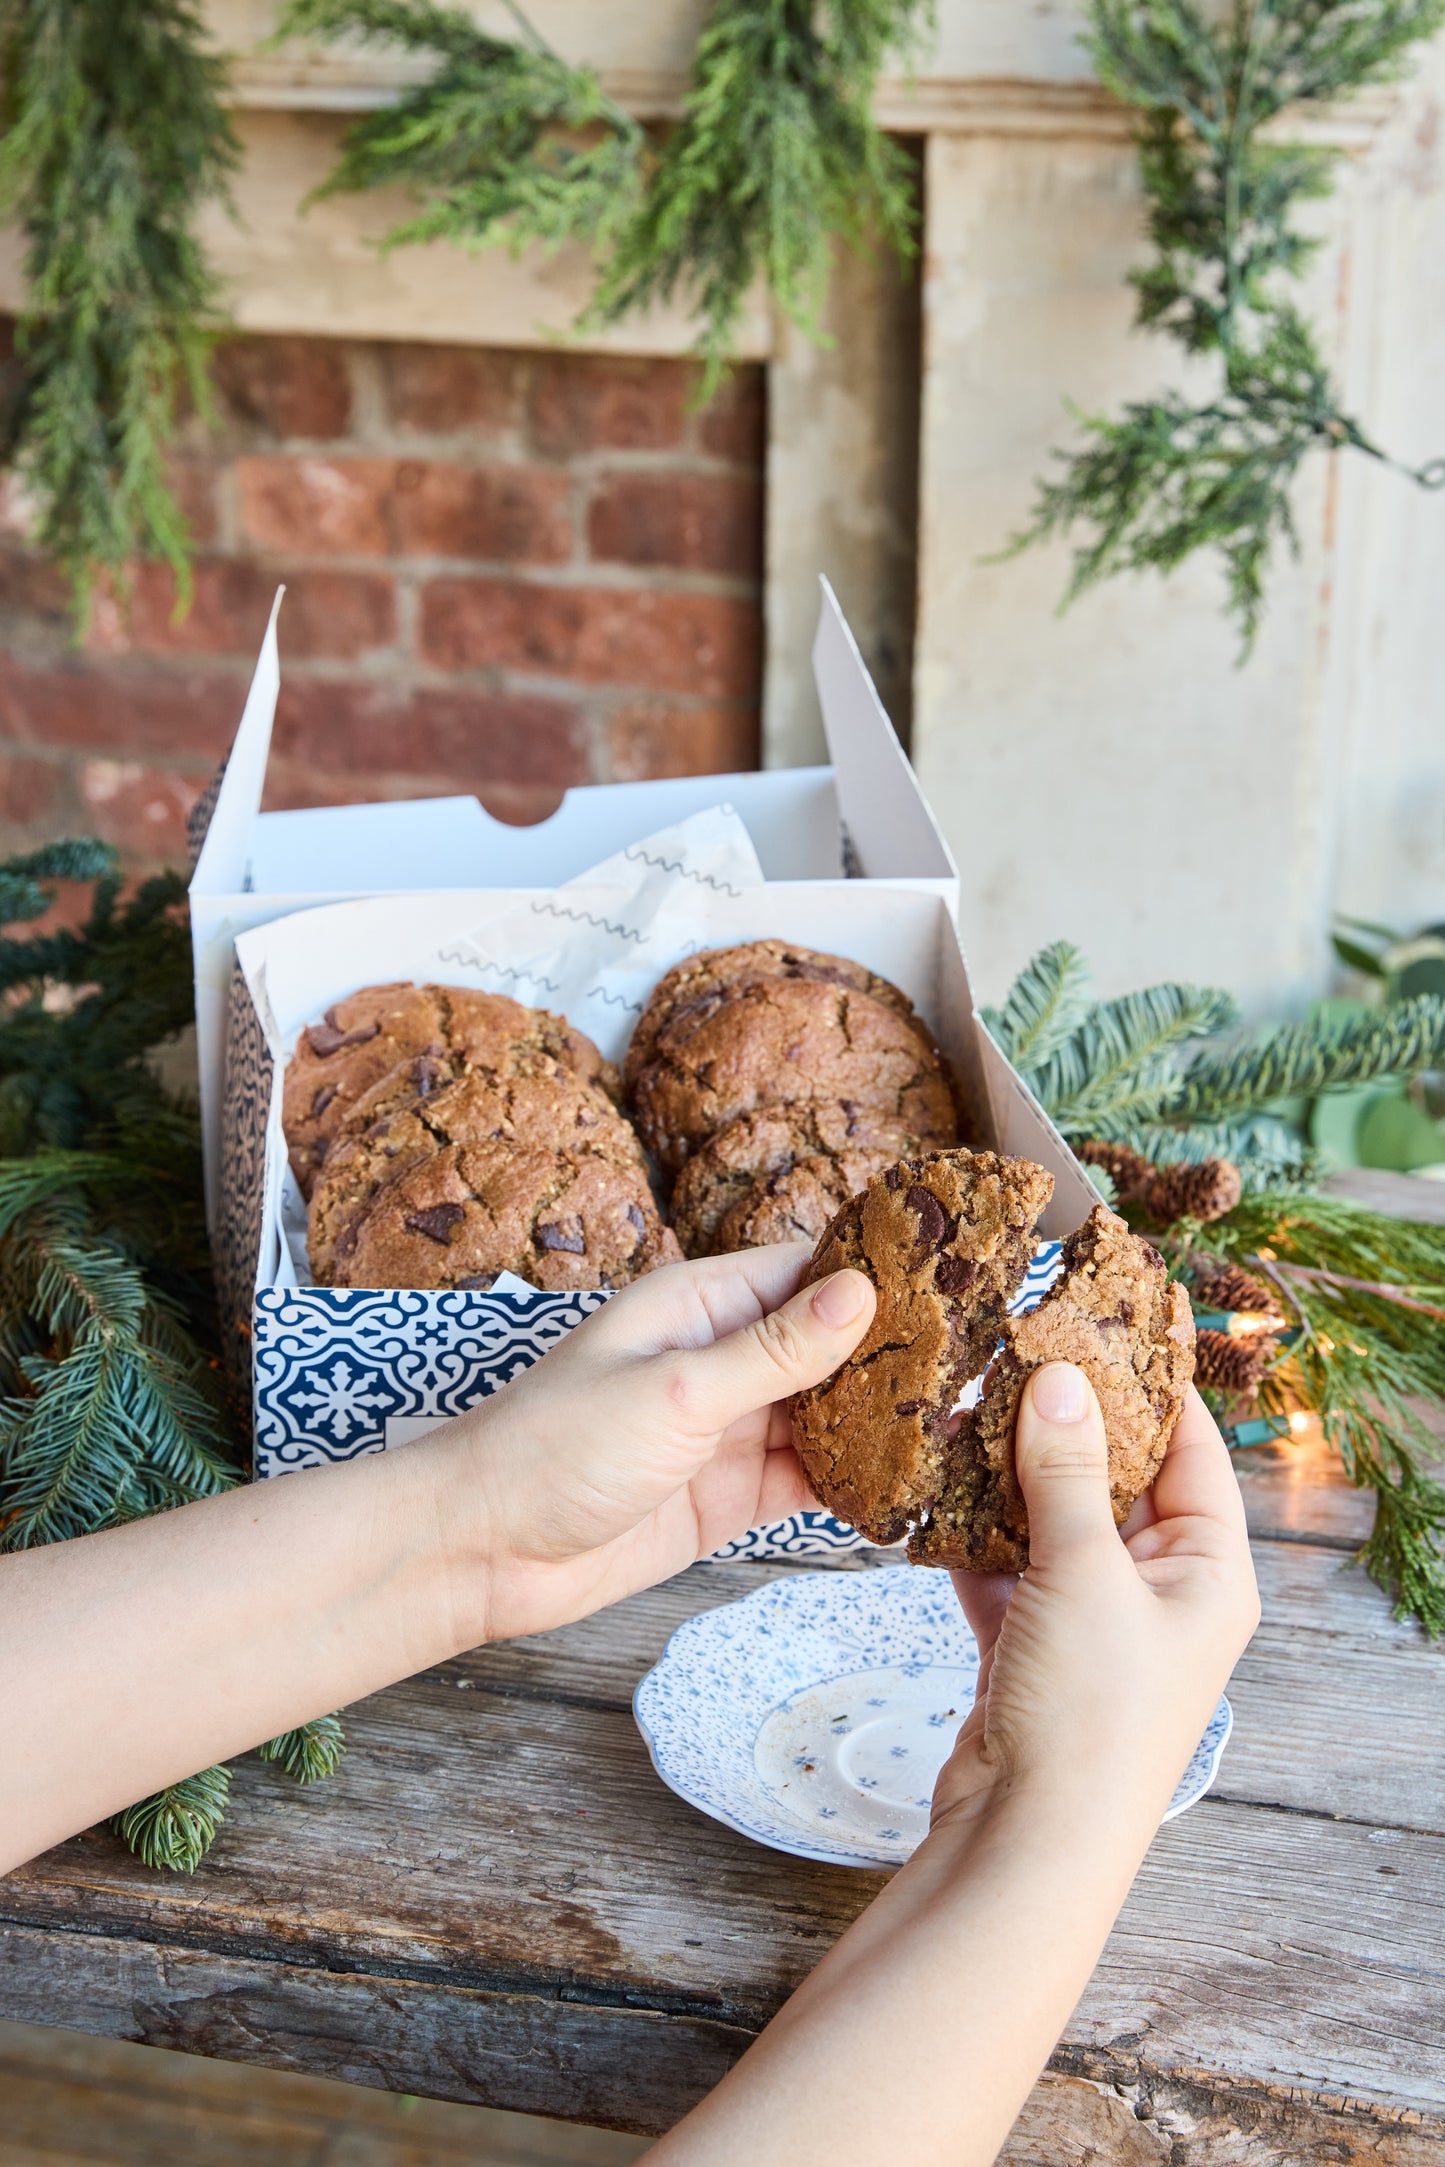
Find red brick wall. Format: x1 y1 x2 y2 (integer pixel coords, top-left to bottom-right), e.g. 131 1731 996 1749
0 331 765 876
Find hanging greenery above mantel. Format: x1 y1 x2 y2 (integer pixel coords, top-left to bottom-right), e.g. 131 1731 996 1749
4 0 1444 640
1005 0 1445 654
271 0 933 388
0 0 933 626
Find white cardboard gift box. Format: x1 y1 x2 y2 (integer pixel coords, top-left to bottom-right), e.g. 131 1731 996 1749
188 582 1095 1513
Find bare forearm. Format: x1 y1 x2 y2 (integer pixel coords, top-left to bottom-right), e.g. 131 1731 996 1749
648 1779 1157 2167
0 1435 481 1872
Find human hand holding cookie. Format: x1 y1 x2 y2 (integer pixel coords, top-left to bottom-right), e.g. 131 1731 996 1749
932 1369 1260 1840
428 1244 877 1648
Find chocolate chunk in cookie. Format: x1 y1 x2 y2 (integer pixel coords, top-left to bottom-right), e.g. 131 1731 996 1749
623 940 920 1096
283 983 615 1198
283 984 449 1199
309 1064 642 1285
670 1104 920 1259
789 1150 1055 1545
333 1136 679 1292
909 1206 1195 1572
631 979 957 1177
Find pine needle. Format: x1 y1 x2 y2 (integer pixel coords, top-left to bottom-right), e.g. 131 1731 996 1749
259 1715 347 1784
980 940 1093 1073
274 0 645 256
1026 980 1239 1132
1186 1193 1445 1632
587 0 932 393
1175 996 1445 1119
111 1766 231 1873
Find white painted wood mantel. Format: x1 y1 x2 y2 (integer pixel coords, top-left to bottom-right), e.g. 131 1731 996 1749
7 2 1444 1014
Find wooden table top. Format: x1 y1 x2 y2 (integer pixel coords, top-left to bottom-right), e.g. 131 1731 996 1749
3 1433 1443 2162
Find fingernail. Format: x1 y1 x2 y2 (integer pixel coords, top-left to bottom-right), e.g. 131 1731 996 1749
811 1270 869 1328
1031 1362 1089 1424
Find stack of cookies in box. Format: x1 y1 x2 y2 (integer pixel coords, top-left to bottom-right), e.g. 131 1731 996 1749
283 983 680 1292
624 940 966 1256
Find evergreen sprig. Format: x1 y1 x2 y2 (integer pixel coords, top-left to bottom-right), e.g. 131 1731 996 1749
991 940 1445 1622
0 0 239 624
996 943 1445 1188
1182 1193 1445 1631
1005 0 1445 650
276 0 645 255
259 1713 347 1784
1175 994 1445 1117
111 1765 231 1874
587 0 932 390
980 939 1094 1074
0 843 346 1869
275 0 931 392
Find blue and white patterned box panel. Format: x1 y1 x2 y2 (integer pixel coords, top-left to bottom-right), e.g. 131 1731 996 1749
253 1241 1066 1559
253 1283 609 1474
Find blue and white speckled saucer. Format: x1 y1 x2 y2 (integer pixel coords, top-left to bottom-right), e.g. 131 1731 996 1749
634 1568 1233 1868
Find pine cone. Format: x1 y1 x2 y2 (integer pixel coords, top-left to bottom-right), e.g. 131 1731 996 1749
1194 1326 1275 1398
1076 1141 1243 1225
1143 1156 1243 1226
1188 1257 1283 1320
1076 1139 1154 1200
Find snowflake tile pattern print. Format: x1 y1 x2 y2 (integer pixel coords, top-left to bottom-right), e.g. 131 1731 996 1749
253 1283 609 1474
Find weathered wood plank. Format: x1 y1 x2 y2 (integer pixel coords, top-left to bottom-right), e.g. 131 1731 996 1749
6 1794 1445 2132
0 2015 649 2167
6 1658 1445 2122
0 1923 745 2137
1004 2068 1445 2167
1232 1434 1378 1548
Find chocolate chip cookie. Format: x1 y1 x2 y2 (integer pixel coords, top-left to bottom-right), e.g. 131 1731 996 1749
669 1105 921 1259
631 979 957 1178
789 1150 1056 1545
909 1205 1195 1572
623 940 920 1096
283 983 615 1198
333 1136 680 1293
714 1152 905 1252
283 983 448 1199
309 1064 643 1285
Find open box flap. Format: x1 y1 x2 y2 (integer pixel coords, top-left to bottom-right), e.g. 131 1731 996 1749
813 578 958 905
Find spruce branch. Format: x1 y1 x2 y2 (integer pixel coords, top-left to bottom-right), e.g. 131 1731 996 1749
1007 0 1445 650
275 0 932 394
1176 993 1445 1119
0 0 239 624
111 1766 231 1873
0 841 347 1865
1185 1192 1445 1630
259 1714 347 1784
587 0 932 391
274 0 645 256
1024 978 1239 1131
980 940 1093 1073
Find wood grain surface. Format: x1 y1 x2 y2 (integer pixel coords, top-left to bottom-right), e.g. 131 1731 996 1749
2 1431 1441 2155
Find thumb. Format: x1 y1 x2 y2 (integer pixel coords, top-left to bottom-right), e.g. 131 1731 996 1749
1014 1361 1118 1568
658 1269 876 1436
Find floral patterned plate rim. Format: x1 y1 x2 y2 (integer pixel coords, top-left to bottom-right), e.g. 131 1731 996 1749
634 1567 1233 1869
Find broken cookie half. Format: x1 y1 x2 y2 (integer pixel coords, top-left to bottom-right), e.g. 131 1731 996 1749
909 1203 1196 1572
788 1149 1195 1568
